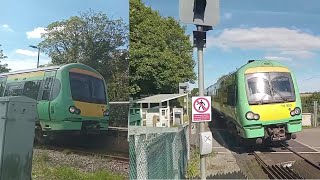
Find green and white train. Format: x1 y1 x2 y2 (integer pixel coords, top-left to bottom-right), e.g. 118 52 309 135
0 63 110 143
206 60 302 145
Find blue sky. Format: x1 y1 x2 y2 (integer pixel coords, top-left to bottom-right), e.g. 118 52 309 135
143 0 320 93
0 0 128 71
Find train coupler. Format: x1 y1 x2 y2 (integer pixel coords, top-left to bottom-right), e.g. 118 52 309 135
268 126 287 141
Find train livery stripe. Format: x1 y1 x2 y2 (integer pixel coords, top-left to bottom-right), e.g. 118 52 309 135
250 102 296 121
7 71 45 80
74 101 106 117
245 67 290 74
69 68 103 79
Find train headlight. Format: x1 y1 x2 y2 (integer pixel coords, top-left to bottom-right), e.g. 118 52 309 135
246 111 254 120
290 110 295 116
103 109 110 116
69 106 77 114
253 114 260 120
294 107 301 115
75 109 81 115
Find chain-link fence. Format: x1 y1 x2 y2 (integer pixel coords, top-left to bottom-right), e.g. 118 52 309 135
129 125 189 179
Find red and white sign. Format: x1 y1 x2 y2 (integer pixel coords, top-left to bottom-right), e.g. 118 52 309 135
192 96 211 122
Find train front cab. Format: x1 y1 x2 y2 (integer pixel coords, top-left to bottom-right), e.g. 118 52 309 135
37 64 110 140
238 65 302 145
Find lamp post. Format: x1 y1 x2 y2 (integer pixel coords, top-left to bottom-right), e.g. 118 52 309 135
29 45 40 68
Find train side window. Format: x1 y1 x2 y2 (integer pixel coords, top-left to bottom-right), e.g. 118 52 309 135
4 83 24 96
42 77 53 100
0 77 7 97
227 85 235 107
23 80 42 100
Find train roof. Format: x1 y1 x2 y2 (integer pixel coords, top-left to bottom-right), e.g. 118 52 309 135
0 63 95 76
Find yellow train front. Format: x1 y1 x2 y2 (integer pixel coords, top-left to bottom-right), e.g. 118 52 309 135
207 60 302 145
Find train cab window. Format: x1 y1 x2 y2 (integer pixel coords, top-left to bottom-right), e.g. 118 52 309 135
23 80 41 100
69 72 106 104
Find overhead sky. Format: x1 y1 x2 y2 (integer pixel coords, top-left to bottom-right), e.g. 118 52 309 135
0 0 128 71
143 0 320 93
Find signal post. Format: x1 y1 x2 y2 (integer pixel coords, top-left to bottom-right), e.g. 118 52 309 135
179 0 220 179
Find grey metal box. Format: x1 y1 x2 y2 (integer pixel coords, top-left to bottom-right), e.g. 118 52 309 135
0 96 37 180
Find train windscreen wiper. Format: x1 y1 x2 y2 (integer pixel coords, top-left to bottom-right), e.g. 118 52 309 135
271 87 288 102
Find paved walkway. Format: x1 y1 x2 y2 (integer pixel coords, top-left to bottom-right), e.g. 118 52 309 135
295 127 320 151
205 124 240 176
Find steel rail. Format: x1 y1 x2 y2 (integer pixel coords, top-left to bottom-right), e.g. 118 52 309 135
254 151 302 179
280 142 320 171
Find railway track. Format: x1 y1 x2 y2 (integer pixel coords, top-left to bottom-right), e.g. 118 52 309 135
34 145 129 162
254 151 302 179
253 142 320 179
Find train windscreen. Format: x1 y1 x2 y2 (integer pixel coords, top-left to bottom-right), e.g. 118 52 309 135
69 72 106 104
246 72 295 104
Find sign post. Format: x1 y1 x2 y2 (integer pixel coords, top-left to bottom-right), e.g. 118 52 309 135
179 0 219 179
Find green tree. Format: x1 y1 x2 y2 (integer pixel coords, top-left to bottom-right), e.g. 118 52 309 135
0 45 10 73
191 88 199 97
39 9 129 101
129 0 196 97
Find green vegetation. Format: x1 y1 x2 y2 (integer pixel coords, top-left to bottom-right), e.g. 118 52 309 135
129 0 196 97
38 9 129 101
0 45 10 73
302 125 312 129
186 148 216 178
186 149 200 179
301 92 320 113
32 152 125 180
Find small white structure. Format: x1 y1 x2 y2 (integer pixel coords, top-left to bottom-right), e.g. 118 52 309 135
136 94 188 127
302 113 312 126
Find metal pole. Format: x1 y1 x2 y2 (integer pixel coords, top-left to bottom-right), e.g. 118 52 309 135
314 101 318 127
37 47 40 68
187 92 189 116
197 25 206 180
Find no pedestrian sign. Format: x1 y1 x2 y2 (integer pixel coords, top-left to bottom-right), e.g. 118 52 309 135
192 96 211 122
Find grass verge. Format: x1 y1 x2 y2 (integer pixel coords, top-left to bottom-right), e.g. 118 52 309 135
32 151 125 180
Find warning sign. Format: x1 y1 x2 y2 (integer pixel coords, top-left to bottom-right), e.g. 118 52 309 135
192 96 211 122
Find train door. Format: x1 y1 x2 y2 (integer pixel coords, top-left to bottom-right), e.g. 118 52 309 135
37 71 56 121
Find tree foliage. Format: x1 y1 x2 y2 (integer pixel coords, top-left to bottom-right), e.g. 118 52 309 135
301 92 320 113
0 45 10 73
129 0 196 97
39 10 129 101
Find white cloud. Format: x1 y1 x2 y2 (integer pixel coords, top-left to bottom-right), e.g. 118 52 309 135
26 27 46 39
207 27 320 59
1 24 13 32
2 57 51 71
15 49 38 57
224 13 232 20
264 56 292 62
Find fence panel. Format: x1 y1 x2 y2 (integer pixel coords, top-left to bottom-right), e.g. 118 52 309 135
129 125 189 179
